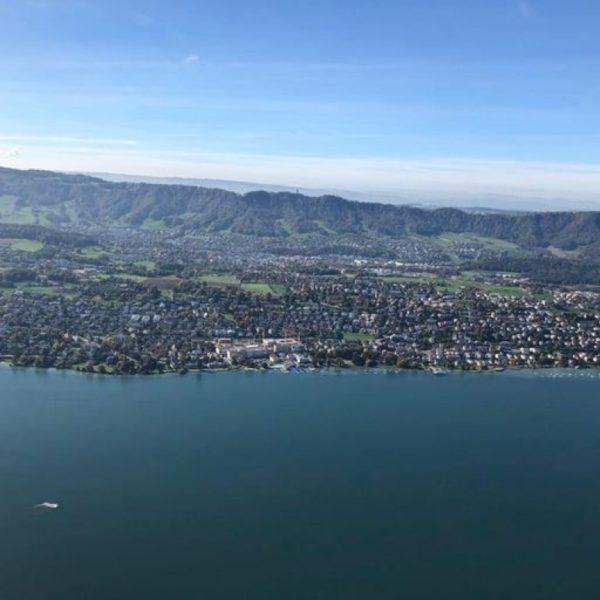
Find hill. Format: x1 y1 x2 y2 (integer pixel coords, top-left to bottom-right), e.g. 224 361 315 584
1 166 599 258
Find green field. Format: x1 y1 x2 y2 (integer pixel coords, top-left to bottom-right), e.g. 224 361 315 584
198 273 241 286
445 272 528 297
483 285 527 297
18 285 61 296
114 273 148 283
435 233 521 252
80 246 108 259
140 219 168 231
242 282 288 296
379 273 527 297
433 233 524 264
241 283 272 295
0 197 45 225
0 196 15 213
380 274 437 285
0 238 44 252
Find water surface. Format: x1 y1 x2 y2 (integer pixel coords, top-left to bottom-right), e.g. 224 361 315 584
1 368 599 599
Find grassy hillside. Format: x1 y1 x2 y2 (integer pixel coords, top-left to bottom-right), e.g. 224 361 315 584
1 167 599 258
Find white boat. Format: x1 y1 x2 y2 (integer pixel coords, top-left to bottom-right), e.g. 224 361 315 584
431 367 448 376
34 502 59 509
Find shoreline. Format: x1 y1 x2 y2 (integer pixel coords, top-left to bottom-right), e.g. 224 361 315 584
2 361 599 379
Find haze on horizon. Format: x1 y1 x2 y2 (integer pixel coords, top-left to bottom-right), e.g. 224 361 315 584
1 0 600 210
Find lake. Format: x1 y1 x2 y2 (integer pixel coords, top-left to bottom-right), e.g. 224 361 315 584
1 367 599 599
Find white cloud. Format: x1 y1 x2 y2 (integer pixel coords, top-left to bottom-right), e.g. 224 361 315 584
182 54 199 66
0 148 20 157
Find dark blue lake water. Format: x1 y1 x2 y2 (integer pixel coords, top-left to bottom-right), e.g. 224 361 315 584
1 367 599 599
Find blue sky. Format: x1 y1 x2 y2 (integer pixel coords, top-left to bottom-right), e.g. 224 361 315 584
1 0 600 206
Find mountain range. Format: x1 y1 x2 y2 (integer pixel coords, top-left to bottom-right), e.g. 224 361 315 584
1 166 599 259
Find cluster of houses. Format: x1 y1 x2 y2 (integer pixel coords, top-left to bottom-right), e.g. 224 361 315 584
214 338 310 368
1 223 599 374
0 266 598 374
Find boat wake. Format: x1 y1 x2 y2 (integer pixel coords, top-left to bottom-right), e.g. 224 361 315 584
33 502 59 510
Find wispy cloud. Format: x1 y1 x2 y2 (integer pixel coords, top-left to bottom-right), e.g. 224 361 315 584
182 54 199 66
36 59 174 70
8 56 519 73
0 135 138 146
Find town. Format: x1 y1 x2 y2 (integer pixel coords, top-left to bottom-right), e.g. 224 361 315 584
0 226 598 374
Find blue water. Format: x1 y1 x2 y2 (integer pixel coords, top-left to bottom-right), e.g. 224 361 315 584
1 367 600 599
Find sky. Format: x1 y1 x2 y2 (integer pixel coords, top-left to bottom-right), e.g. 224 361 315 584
1 0 600 208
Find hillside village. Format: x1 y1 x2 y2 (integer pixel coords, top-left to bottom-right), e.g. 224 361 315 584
1 253 598 374
1 169 599 375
